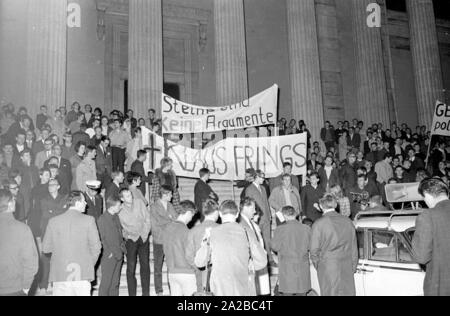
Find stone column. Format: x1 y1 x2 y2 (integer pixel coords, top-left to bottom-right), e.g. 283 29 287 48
406 0 444 128
351 0 390 127
128 0 163 119
26 0 67 119
286 0 323 142
214 0 248 106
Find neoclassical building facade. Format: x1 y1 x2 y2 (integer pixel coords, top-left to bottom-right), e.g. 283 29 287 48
1 0 450 141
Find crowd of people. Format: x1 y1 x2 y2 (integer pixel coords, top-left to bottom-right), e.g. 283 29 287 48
0 101 450 296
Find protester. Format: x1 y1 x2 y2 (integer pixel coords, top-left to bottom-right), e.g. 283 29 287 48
310 194 358 296
194 168 219 218
185 199 219 292
149 185 178 296
269 173 302 223
239 198 271 296
130 149 153 197
271 205 311 296
97 197 125 296
300 172 325 222
195 200 267 296
163 200 197 296
245 170 274 266
0 189 38 296
412 178 450 296
42 191 102 296
119 188 151 296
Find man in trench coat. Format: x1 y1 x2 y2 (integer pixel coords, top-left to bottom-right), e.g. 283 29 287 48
310 194 358 296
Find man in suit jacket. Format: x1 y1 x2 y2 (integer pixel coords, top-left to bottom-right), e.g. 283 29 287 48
271 206 311 296
97 197 125 296
16 150 39 219
310 194 358 296
47 143 72 192
96 137 113 188
245 170 274 266
239 198 270 296
320 121 336 152
130 150 153 197
105 171 124 201
318 156 340 192
412 178 450 296
194 168 218 216
346 127 361 152
35 138 54 169
42 191 101 296
84 181 103 221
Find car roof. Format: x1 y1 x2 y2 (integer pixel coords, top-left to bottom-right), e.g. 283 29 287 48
355 214 418 232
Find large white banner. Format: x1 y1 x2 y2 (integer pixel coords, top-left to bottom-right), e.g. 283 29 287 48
161 84 278 134
143 129 307 181
431 101 450 137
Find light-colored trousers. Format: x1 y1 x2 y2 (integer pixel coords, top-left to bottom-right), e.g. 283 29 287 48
52 281 91 296
168 273 197 296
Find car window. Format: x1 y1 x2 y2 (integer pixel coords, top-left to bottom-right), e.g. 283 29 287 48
357 230 365 259
370 231 397 262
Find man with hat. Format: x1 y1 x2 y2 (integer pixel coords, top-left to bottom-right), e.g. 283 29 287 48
84 180 103 221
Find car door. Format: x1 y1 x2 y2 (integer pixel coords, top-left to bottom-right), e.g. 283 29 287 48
361 229 425 296
310 229 366 296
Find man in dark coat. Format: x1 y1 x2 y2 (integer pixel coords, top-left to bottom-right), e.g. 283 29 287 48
245 170 274 266
339 153 357 194
105 171 124 201
130 150 153 197
16 149 39 220
194 168 218 215
318 156 339 192
97 197 125 296
412 178 450 296
310 194 358 296
300 172 326 222
271 205 311 296
84 181 103 221
95 136 113 188
320 121 335 152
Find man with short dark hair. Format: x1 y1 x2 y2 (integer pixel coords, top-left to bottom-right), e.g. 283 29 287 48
185 199 220 291
35 138 54 169
119 188 151 296
310 194 358 296
17 149 39 218
109 119 130 172
194 168 218 217
130 150 153 197
76 146 97 192
36 105 50 132
72 123 91 147
412 178 450 296
320 121 335 152
0 189 38 296
163 200 197 296
269 162 300 192
38 178 67 294
105 171 124 201
149 185 178 296
97 197 125 296
96 136 112 188
374 153 393 185
43 191 101 296
301 172 326 223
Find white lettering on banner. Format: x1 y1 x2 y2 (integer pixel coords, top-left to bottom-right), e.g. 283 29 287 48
161 85 278 134
431 101 450 136
143 131 307 181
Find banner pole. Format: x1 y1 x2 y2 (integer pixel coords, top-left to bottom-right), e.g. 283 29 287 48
425 134 433 170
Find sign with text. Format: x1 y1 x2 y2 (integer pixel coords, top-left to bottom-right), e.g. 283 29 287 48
144 131 307 181
161 84 278 134
431 101 450 136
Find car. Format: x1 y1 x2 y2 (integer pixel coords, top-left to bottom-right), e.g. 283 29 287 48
310 183 426 296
